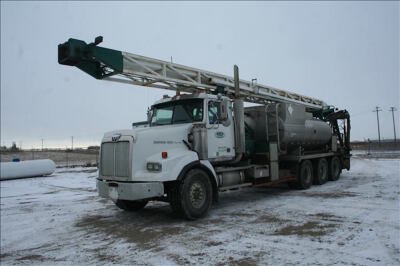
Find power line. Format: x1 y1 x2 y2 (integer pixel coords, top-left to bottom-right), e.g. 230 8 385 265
373 106 382 145
389 107 397 142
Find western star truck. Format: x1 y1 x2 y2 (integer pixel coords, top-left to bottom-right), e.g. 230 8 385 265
58 36 351 219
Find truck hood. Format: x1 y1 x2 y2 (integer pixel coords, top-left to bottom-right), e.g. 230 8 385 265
104 124 192 143
103 123 196 181
133 123 192 146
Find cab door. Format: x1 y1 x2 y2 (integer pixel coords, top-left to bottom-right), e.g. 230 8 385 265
207 100 235 160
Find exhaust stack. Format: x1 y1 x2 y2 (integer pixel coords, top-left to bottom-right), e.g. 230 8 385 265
231 65 245 163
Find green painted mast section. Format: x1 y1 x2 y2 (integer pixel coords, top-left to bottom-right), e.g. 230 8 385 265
58 36 123 79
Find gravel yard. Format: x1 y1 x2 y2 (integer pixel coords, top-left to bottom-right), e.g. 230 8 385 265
1 156 399 265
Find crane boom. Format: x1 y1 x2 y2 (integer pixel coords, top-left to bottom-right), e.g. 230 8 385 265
58 36 326 109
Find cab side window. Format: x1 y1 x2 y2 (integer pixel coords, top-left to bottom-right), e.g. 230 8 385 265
208 101 221 124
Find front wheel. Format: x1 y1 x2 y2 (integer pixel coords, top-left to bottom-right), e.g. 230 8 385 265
174 169 213 220
115 199 148 211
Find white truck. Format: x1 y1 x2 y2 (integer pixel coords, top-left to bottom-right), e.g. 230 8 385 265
58 36 351 219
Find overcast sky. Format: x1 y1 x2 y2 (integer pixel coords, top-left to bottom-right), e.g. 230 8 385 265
1 1 399 148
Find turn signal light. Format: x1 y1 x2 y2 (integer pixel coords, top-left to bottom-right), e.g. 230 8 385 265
162 151 168 159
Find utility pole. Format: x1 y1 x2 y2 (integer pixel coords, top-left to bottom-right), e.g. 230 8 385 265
41 138 44 151
66 146 69 168
71 136 74 151
389 107 397 142
373 106 382 145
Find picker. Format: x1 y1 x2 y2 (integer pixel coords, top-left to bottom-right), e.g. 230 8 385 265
58 36 351 219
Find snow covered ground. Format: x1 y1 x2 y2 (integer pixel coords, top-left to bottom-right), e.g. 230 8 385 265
1 157 399 265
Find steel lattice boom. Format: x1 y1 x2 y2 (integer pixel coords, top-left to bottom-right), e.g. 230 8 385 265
58 36 326 109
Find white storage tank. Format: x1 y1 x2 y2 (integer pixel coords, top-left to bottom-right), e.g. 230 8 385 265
0 159 56 180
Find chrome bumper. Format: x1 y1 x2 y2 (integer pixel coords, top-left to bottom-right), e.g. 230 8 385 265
97 179 164 201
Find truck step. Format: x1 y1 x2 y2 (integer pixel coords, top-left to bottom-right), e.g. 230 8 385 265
219 182 252 192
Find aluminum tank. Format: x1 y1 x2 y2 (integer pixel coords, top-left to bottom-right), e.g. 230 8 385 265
244 103 332 151
0 159 56 180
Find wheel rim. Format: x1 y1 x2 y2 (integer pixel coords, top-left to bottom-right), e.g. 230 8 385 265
189 181 206 209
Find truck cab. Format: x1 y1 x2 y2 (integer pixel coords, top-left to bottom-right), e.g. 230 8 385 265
97 93 236 219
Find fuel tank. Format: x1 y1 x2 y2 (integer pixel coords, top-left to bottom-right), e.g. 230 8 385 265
244 103 332 151
0 159 56 180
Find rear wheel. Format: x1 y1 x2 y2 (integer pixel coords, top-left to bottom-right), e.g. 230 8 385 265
297 160 313 189
314 158 328 185
329 156 342 181
170 169 213 220
115 199 148 211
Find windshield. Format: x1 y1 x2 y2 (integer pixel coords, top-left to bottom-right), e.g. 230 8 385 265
151 99 204 126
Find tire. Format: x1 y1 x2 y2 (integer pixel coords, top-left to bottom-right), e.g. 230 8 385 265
313 158 328 185
329 156 342 181
174 169 213 220
296 160 313 189
168 182 184 216
115 199 148 211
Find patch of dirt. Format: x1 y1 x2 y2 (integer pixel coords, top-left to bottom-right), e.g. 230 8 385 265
309 212 344 223
226 211 257 218
43 190 61 195
220 256 258 266
18 201 32 204
252 213 288 224
75 214 184 249
89 246 123 263
16 254 47 261
205 240 223 247
301 191 358 199
274 221 337 238
192 217 226 227
1 242 67 263
191 252 207 257
168 253 191 265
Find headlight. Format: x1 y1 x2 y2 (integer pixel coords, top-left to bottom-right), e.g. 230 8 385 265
147 162 162 172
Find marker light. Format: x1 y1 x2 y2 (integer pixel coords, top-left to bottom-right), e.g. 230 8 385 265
162 151 168 159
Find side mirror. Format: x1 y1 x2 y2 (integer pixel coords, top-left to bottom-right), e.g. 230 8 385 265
147 108 153 123
220 100 229 121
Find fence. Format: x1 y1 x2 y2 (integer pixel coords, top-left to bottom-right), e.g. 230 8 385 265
351 140 400 151
0 149 99 168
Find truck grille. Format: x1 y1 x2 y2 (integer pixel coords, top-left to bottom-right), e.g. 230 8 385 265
101 141 130 177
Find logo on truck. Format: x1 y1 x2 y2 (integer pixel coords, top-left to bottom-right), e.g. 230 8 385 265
215 131 225 138
112 134 121 142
